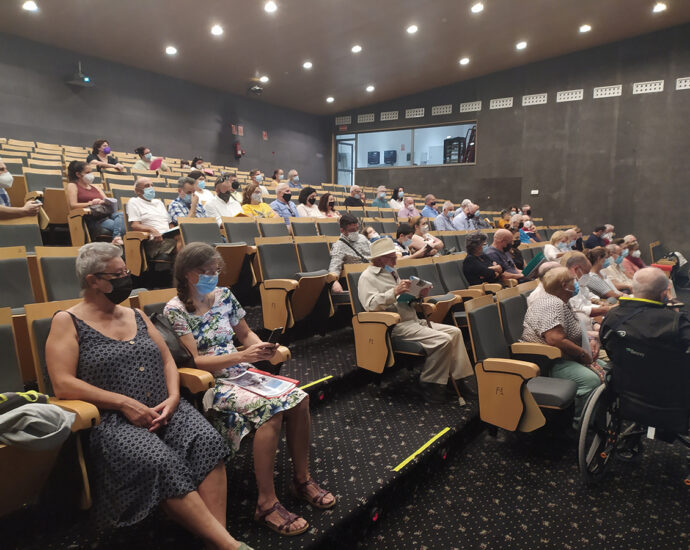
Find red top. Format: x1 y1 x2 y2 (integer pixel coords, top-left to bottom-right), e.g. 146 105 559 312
76 184 102 203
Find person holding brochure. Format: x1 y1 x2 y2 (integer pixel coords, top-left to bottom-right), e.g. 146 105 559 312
165 243 335 537
127 177 180 258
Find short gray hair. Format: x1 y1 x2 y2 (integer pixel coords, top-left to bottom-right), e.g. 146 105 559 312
76 243 123 289
632 267 669 301
465 231 487 254
177 176 195 189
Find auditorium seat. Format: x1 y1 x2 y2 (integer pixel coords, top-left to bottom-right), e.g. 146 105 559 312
294 236 332 273
0 246 36 313
316 219 340 237
35 246 82 302
178 217 224 246
23 168 64 194
290 217 319 236
223 217 261 245
258 218 291 237
0 216 43 253
380 220 398 234
378 208 396 219
361 218 384 234
0 307 22 391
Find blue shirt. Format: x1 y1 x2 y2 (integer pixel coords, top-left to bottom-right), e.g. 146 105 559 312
371 197 389 208
0 188 9 207
421 205 438 218
434 213 455 232
485 245 519 274
519 228 532 243
168 197 207 225
270 199 298 223
288 180 302 189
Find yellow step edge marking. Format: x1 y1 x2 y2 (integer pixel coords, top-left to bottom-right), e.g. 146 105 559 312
299 375 334 390
393 427 450 472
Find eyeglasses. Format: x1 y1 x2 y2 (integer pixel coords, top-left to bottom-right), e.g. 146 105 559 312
95 269 131 279
196 267 222 276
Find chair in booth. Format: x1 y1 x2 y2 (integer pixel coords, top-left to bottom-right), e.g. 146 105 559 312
258 218 291 238
316 219 340 237
23 168 64 194
464 295 576 433
35 246 82 302
255 237 336 333
0 216 43 253
290 217 319 237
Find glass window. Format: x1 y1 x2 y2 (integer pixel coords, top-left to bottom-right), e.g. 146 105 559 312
412 123 476 166
356 129 412 168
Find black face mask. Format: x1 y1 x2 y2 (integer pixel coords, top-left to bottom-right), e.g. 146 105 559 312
503 243 513 252
467 212 474 219
429 201 436 207
103 275 133 305
518 222 524 229
218 191 231 202
524 209 531 216
231 180 240 190
283 193 292 203
308 197 316 205
328 201 335 209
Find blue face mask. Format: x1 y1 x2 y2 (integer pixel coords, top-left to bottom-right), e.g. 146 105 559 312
557 242 568 250
615 254 624 265
571 280 580 297
293 176 299 183
182 194 192 206
621 249 629 258
383 265 396 275
398 191 404 198
255 175 264 183
602 258 611 268
569 240 576 248
144 152 152 161
195 273 218 296
402 239 412 247
197 180 206 190
143 187 155 200
482 244 489 253
474 210 481 217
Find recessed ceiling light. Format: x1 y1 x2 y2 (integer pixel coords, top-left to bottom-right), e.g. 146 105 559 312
22 1 38 11
165 45 178 56
446 135 452 139
652 2 667 12
302 61 313 69
366 85 375 92
211 24 224 36
406 25 418 34
259 75 269 83
515 41 527 50
351 44 362 53
326 96 335 103
471 2 484 13
459 57 470 65
579 24 592 33
264 1 277 13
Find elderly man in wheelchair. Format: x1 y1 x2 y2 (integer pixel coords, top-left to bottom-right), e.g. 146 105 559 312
578 267 690 484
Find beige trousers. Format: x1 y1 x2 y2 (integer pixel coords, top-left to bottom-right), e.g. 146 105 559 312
392 319 474 385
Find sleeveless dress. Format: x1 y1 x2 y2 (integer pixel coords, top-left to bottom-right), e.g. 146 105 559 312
164 288 307 454
67 310 229 528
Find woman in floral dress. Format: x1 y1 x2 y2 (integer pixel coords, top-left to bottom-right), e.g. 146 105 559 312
165 243 335 537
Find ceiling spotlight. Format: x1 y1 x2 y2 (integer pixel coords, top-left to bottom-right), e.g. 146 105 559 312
326 96 335 103
579 24 592 33
211 24 224 36
351 44 362 53
406 25 418 34
471 2 484 13
264 1 277 13
459 57 470 65
259 75 269 83
652 2 667 12
366 85 375 92
302 61 313 69
22 1 38 11
515 41 527 50
165 45 178 56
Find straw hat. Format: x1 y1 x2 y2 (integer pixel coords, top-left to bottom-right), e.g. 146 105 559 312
370 237 397 259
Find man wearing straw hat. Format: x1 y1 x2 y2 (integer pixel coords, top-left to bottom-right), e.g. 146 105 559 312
358 238 477 403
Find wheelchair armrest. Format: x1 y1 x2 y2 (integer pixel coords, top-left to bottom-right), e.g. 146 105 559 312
356 311 400 326
510 342 562 360
482 358 540 379
178 367 214 394
263 279 299 291
49 398 100 431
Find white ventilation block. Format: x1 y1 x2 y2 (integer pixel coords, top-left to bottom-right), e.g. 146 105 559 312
489 97 513 109
431 104 453 116
593 85 622 99
405 108 425 119
676 77 690 90
335 116 351 125
357 113 375 123
380 110 399 121
459 100 482 112
632 80 664 94
556 89 584 103
522 93 547 106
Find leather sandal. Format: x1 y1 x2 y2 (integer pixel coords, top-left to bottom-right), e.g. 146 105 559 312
291 478 336 509
254 501 308 536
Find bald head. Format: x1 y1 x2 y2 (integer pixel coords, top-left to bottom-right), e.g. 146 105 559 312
134 176 153 198
538 261 562 281
564 251 591 277
633 267 670 301
492 229 513 248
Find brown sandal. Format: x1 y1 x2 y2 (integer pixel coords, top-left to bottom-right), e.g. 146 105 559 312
254 501 309 536
291 478 337 509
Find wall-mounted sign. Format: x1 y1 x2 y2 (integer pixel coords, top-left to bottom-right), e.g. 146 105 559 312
238 126 244 136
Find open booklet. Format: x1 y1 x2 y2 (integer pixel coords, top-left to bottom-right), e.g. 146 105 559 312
221 368 299 399
397 275 433 304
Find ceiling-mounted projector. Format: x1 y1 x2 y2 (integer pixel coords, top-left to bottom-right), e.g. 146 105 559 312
67 61 94 87
248 84 263 95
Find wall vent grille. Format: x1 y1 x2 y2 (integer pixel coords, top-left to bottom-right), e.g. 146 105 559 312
405 108 425 118
522 93 547 106
593 85 622 98
380 110 399 121
459 100 482 112
556 89 584 102
431 104 453 116
334 116 351 125
489 97 513 109
357 113 375 123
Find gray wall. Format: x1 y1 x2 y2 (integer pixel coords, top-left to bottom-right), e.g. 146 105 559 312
338 25 690 255
0 32 330 185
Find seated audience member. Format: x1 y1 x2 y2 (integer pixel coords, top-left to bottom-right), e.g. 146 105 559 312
0 159 41 219
344 185 365 207
180 159 191 170
565 228 580 251
205 175 243 225
358 238 477 403
190 157 205 171
526 261 563 306
296 187 320 217
584 225 607 249
581 247 623 301
509 205 520 216
544 230 570 261
453 203 487 231
270 183 298 223
165 244 334 537
328 213 370 293
485 229 524 285
287 169 302 189
521 219 539 242
66 161 125 245
521 204 533 219
508 228 526 270
398 196 420 219
496 209 512 229
45 243 244 549
188 170 215 206
222 173 243 203
409 216 442 255
621 234 646 278
272 168 284 182
394 223 428 259
420 194 438 218
168 177 207 225
602 244 633 292
371 186 390 208
434 201 456 232
249 169 270 197
86 139 125 172
602 224 615 245
362 225 384 243
132 146 170 172
462 232 502 286
562 252 614 326
318 193 340 218
454 198 473 217
242 183 276 218
520 267 602 422
128 177 179 258
389 187 405 210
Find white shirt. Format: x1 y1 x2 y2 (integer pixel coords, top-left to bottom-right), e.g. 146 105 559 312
259 184 269 197
389 199 403 210
204 194 243 225
526 282 547 306
195 188 215 207
296 203 322 217
126 197 171 234
543 244 561 261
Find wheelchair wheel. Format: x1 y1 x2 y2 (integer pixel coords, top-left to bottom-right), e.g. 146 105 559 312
578 384 619 484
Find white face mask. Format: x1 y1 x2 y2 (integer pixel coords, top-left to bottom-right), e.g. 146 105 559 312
603 232 613 240
251 192 262 203
83 173 96 184
421 225 429 233
631 250 641 258
0 171 14 189
346 232 359 242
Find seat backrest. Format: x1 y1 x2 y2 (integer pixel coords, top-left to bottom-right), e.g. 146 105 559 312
109 185 133 209
414 262 446 296
317 220 341 237
179 218 223 246
224 218 260 245
36 247 81 302
0 246 35 309
258 219 290 237
344 266 367 314
133 288 177 318
0 307 23 392
0 217 43 252
496 288 528 345
290 219 319 236
521 246 536 262
256 240 300 280
378 209 396 219
295 238 332 273
362 218 384 234
380 220 398 234
23 168 63 193
434 255 470 292
465 295 511 363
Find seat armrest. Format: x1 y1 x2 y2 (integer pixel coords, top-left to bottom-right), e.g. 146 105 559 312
424 293 461 306
469 284 485 291
246 245 257 254
178 367 214 394
125 231 150 241
483 283 503 294
270 345 291 365
68 208 90 218
510 342 562 360
482 358 540 379
49 398 100 431
451 289 484 299
506 280 518 288
415 302 437 317
356 311 400 325
263 279 299 291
